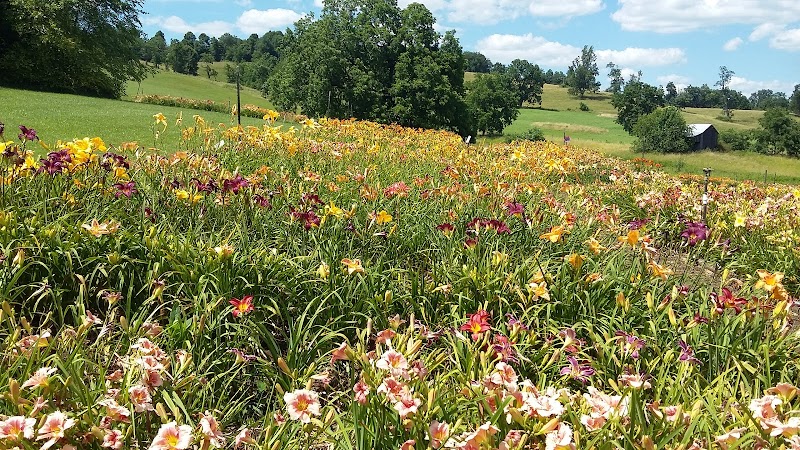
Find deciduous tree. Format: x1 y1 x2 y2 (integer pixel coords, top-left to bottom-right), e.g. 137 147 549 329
565 45 600 98
0 0 148 98
612 80 665 133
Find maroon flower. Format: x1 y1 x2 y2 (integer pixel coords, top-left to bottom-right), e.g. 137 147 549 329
628 218 650 230
615 331 646 360
252 194 272 209
681 222 709 246
678 340 700 365
504 201 525 218
222 174 249 194
711 287 747 314
113 181 138 198
436 223 454 234
18 125 38 141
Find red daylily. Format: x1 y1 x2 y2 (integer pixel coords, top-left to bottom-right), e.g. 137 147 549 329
230 295 254 317
460 310 491 340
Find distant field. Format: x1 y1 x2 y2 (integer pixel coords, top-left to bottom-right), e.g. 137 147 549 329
124 67 274 110
1 87 267 148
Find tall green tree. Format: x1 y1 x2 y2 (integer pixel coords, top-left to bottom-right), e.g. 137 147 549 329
606 62 624 94
612 80 665 133
565 45 600 98
465 73 518 135
716 66 735 120
267 0 472 135
665 81 678 105
0 0 148 98
791 85 800 115
756 108 800 156
463 51 491 73
633 107 691 153
506 59 544 107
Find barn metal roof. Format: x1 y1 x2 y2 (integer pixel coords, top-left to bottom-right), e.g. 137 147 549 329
687 123 715 137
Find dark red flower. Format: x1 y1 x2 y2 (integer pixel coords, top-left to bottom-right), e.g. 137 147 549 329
460 310 491 340
113 181 138 198
681 222 709 246
18 125 38 141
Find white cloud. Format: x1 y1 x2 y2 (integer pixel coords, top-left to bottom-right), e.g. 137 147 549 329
596 47 686 67
234 0 253 6
477 34 687 70
528 0 604 17
723 37 743 51
236 9 304 34
729 76 796 96
611 0 800 33
770 28 800 50
476 34 581 67
142 15 233 36
749 22 784 41
394 0 602 25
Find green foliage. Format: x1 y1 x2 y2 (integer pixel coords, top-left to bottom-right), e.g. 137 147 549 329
665 81 678 105
465 73 519 135
612 80 665 134
632 106 691 153
505 127 546 143
720 129 754 151
606 62 624 95
0 0 149 98
579 102 591 112
506 59 545 107
749 89 790 110
565 45 600 98
265 0 470 136
463 51 491 73
755 108 800 156
791 84 800 115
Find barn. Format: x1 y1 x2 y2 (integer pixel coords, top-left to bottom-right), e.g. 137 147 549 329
687 124 718 151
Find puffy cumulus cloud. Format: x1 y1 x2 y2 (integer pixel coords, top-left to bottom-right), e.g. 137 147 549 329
770 28 800 50
236 9 304 34
723 37 743 51
395 0 603 24
528 0 604 17
729 76 796 96
478 34 686 69
611 0 800 33
476 34 581 67
596 47 686 67
749 22 784 41
142 15 233 36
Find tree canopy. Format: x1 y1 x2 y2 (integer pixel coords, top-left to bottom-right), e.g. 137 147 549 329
611 80 665 134
565 46 600 98
633 107 691 153
0 0 148 98
465 73 519 135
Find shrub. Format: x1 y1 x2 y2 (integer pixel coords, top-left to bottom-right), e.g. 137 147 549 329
720 129 753 151
506 127 546 143
632 106 691 153
579 102 591 111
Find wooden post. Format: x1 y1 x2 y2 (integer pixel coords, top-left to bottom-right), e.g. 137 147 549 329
236 65 241 126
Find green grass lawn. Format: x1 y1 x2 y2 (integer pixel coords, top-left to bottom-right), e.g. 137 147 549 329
1 87 267 148
124 66 274 110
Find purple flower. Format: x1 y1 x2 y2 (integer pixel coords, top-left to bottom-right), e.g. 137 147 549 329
193 178 219 193
681 222 709 246
506 313 529 331
18 125 38 141
678 340 700 365
628 218 650 230
252 194 272 209
504 201 525 218
560 356 595 383
113 181 138 198
492 334 518 363
222 174 250 194
615 331 646 360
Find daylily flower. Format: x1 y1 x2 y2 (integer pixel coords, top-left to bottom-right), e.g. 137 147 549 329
18 125 38 141
102 429 124 450
678 340 700 365
284 389 321 423
460 310 491 340
375 210 393 224
341 258 364 275
681 221 709 246
229 295 254 317
545 422 575 450
0 416 36 441
113 181 138 198
22 366 57 389
560 356 594 383
148 421 192 450
353 379 370 405
199 411 226 448
234 428 256 448
428 421 450 449
540 225 567 242
82 219 120 237
37 411 75 450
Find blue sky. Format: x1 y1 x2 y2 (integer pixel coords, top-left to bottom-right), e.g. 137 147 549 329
140 0 800 96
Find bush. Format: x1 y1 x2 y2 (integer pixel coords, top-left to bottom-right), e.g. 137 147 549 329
506 127 546 143
720 129 753 151
632 106 691 153
579 102 591 111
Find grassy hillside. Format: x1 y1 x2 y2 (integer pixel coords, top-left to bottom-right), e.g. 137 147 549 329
124 67 274 109
1 87 268 147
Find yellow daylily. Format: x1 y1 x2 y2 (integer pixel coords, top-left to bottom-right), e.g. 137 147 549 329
540 225 567 243
341 258 364 275
82 219 120 237
375 210 393 225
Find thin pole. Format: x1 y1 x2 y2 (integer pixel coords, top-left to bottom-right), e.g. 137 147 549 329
702 168 712 223
236 65 241 126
